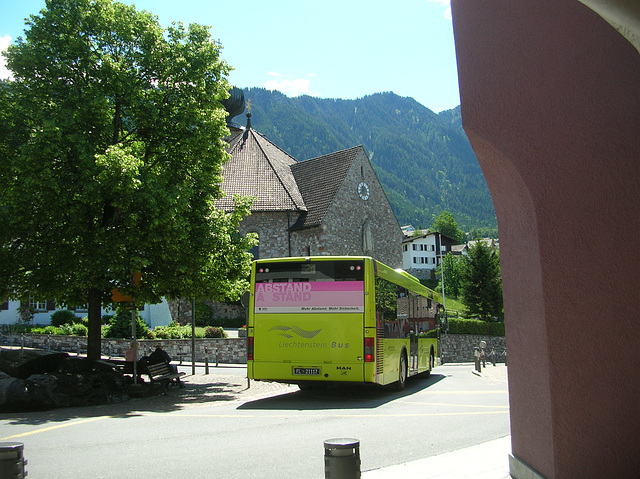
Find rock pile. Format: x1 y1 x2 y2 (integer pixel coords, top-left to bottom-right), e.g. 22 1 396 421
0 350 129 411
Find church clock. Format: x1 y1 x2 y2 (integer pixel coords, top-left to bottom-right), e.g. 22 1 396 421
357 182 370 200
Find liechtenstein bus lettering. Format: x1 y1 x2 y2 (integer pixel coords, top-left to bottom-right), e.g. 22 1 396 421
247 256 442 391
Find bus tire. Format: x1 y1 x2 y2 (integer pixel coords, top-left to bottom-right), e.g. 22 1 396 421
421 353 434 379
395 350 408 391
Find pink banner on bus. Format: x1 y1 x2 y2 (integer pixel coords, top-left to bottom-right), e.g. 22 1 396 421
254 281 364 313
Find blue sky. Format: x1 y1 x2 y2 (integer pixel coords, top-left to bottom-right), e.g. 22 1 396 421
0 0 459 112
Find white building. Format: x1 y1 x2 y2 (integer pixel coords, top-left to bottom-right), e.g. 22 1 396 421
0 298 172 328
402 232 460 280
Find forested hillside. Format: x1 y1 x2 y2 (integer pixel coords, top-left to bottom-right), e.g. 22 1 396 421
230 88 496 233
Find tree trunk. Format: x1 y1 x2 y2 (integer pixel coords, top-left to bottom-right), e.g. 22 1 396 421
87 287 102 360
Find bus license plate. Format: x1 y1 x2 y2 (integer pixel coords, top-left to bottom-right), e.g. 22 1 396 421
294 367 320 376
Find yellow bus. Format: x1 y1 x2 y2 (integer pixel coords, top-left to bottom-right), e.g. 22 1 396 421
247 256 442 391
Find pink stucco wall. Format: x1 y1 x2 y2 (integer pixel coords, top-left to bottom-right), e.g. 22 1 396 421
451 1 640 477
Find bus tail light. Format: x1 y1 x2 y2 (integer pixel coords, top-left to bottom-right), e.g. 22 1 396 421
248 336 254 361
364 337 374 362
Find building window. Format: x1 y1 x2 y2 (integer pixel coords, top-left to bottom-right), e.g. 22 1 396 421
362 219 373 255
413 244 418 251
28 297 47 311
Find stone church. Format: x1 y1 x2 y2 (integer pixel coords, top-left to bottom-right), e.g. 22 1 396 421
169 91 403 322
217 91 402 268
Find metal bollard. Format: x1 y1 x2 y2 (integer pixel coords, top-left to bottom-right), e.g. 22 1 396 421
0 442 27 478
324 438 360 479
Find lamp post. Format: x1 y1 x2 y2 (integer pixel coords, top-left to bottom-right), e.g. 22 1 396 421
191 298 196 375
438 232 447 312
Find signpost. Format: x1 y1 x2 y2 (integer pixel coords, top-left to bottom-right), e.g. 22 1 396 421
111 273 141 383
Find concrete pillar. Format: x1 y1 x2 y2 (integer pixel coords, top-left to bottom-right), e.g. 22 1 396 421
451 1 640 477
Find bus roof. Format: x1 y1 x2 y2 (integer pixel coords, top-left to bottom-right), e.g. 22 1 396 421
373 259 442 303
253 256 442 303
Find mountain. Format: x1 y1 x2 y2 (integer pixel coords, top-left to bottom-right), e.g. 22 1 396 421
230 88 496 234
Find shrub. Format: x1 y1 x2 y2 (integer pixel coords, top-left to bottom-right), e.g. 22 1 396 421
59 323 74 335
152 321 190 339
204 326 227 338
103 310 150 339
448 318 505 336
71 323 88 336
212 316 246 328
152 327 171 339
17 305 36 324
423 319 505 337
50 309 80 327
31 326 62 335
194 302 212 327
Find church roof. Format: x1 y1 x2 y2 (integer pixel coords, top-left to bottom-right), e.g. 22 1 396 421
291 146 362 229
217 126 307 212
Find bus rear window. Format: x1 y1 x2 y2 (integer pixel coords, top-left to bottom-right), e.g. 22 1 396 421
255 260 365 283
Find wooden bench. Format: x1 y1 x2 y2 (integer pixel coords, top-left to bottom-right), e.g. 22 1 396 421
146 361 186 394
111 360 186 394
117 361 148 376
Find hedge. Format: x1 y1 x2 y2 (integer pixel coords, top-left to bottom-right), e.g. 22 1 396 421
426 318 505 337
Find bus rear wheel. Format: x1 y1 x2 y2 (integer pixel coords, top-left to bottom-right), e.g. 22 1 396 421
395 351 408 391
420 353 434 379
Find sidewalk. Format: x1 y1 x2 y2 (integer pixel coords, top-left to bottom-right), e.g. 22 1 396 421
362 435 512 479
363 364 510 478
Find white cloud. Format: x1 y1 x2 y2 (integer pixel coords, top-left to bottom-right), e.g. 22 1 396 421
264 72 313 97
427 0 452 19
0 35 13 80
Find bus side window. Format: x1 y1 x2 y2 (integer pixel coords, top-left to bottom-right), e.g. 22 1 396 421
375 277 398 338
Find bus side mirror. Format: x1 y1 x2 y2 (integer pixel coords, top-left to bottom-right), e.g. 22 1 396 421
240 291 250 308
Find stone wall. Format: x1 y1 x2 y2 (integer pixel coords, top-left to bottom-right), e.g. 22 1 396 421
167 299 245 325
3 334 247 364
4 333 503 365
439 334 507 364
239 211 295 258
405 267 436 281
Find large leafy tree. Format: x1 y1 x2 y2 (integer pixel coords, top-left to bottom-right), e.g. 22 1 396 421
431 211 465 243
460 242 503 321
0 0 255 359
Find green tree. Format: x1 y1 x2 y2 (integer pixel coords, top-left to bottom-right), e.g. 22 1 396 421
432 211 465 243
460 242 503 321
0 0 255 359
436 252 463 299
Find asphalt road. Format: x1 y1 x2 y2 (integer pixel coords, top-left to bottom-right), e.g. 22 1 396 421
0 363 510 478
